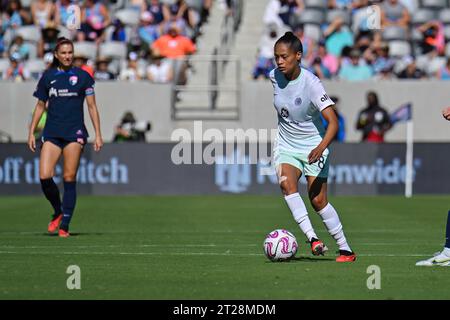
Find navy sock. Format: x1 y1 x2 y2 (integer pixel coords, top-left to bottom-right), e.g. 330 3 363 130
445 210 450 249
60 181 77 232
40 178 62 219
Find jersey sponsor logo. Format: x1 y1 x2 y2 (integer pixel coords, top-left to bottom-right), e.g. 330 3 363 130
50 80 57 84
49 87 58 97
280 108 289 118
320 94 329 102
69 75 78 86
295 97 302 106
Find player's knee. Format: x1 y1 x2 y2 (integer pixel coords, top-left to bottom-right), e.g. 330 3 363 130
280 181 297 196
63 174 76 182
310 196 327 212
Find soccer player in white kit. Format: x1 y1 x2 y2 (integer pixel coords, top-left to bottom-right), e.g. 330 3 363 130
271 32 356 262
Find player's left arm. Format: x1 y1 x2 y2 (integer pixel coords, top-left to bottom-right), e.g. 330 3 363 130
308 106 337 164
86 94 103 152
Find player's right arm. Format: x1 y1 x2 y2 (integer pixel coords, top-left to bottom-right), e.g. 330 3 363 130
28 100 46 152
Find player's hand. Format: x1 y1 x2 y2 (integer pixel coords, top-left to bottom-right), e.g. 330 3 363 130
308 146 325 165
443 107 450 121
94 136 103 152
28 134 36 152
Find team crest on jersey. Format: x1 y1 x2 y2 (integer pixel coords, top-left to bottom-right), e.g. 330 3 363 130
280 108 289 118
295 97 302 105
69 75 78 86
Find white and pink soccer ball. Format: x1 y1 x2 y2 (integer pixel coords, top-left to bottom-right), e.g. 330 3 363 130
263 229 298 262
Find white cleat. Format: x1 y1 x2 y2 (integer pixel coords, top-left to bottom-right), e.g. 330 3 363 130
416 251 450 267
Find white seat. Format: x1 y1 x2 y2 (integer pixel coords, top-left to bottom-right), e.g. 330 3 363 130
73 42 98 60
16 25 41 43
388 41 411 57
99 41 127 60
114 8 140 27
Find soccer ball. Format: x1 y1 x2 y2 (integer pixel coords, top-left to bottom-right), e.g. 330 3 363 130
263 229 298 262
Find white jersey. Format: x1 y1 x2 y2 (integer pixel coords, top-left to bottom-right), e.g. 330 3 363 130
269 67 334 153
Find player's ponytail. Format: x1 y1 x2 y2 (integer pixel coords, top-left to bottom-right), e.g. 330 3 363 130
51 37 74 68
275 31 303 54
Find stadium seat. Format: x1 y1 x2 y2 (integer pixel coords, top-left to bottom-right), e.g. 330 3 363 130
382 26 407 41
326 9 351 26
295 9 325 25
445 42 450 57
15 25 41 43
58 26 74 40
27 43 38 60
388 40 412 57
304 23 322 42
20 0 33 8
420 0 447 10
114 8 140 27
411 9 436 27
443 25 450 41
73 42 98 61
99 41 127 60
0 58 10 78
304 0 327 10
25 59 46 79
185 0 204 12
438 9 450 24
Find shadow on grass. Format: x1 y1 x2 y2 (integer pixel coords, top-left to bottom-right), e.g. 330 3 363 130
45 232 104 237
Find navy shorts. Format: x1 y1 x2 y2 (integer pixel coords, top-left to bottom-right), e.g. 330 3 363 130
41 136 87 150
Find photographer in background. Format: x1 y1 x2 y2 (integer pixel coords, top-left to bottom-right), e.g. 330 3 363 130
113 111 151 142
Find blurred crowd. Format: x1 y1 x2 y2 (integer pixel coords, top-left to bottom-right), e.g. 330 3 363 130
254 0 450 81
0 0 216 82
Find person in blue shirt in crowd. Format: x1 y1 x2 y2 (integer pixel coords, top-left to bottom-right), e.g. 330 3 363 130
28 37 103 238
321 96 346 142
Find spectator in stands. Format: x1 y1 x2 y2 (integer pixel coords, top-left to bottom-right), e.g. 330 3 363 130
293 23 315 67
38 22 60 58
8 35 30 61
310 56 331 79
356 91 392 143
120 51 143 81
31 0 56 28
417 21 445 56
323 16 354 58
321 96 345 142
397 56 425 79
328 0 353 10
380 0 410 31
138 11 160 50
263 0 304 29
148 0 169 25
55 0 73 28
152 23 196 59
73 53 94 78
129 0 148 13
338 48 373 81
3 52 29 81
109 18 129 42
252 23 278 80
2 0 31 30
314 40 339 76
371 42 395 75
77 0 110 44
152 23 196 85
165 0 200 30
147 51 173 83
94 56 115 81
435 58 450 80
162 2 188 37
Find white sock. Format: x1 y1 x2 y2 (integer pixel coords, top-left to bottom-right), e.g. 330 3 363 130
443 247 450 257
284 193 317 242
317 203 352 252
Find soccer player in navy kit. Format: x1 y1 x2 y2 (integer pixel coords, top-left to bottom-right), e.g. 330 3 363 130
28 37 103 238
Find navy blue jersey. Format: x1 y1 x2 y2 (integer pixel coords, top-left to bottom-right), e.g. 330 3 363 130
33 67 95 139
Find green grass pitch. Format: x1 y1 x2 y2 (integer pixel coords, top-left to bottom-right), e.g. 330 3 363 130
0 195 449 299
